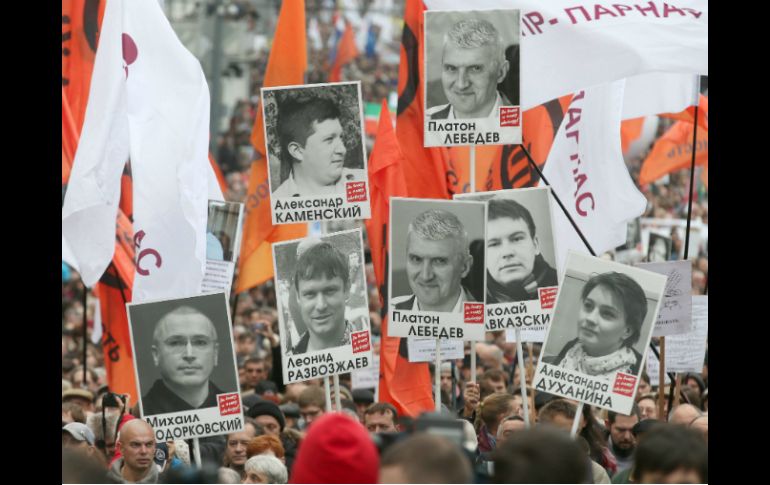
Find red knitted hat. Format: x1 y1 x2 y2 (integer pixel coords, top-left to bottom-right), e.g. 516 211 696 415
289 412 380 484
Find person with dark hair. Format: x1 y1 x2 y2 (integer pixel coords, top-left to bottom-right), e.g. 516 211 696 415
363 402 399 434
605 403 641 475
486 198 557 303
222 419 261 479
273 96 364 198
380 434 473 484
632 424 707 483
492 426 587 484
545 272 647 379
290 241 353 354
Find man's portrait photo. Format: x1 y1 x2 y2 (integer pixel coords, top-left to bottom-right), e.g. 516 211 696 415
273 229 370 357
424 10 520 117
127 292 239 417
390 198 486 313
262 82 367 200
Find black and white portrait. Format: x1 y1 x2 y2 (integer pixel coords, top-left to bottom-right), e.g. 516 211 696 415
424 9 521 147
646 233 672 263
273 229 374 384
206 200 244 262
262 82 370 225
458 188 558 304
535 252 666 413
127 293 239 418
390 198 486 312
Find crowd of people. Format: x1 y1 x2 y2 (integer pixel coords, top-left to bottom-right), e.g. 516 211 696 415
62 2 707 483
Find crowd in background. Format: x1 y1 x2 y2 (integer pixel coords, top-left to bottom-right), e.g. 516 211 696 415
62 2 708 483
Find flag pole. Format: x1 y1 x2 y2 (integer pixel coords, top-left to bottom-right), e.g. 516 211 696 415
82 286 88 387
450 360 457 411
333 374 342 411
658 338 666 419
435 341 442 412
570 402 584 438
519 145 679 386
515 329 530 428
324 377 332 412
469 146 477 385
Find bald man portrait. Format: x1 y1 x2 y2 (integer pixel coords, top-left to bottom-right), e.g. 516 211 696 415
141 305 224 416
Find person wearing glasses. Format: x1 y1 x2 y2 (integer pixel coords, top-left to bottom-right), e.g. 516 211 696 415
142 306 222 415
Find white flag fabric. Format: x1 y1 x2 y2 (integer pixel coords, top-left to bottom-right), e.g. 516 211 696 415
424 0 708 110
62 0 215 302
539 80 647 274
622 72 698 120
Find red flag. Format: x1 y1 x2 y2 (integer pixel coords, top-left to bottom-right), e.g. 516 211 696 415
329 20 359 82
365 100 434 416
396 0 450 199
62 0 106 134
639 121 708 186
660 94 708 131
484 96 572 190
238 0 308 292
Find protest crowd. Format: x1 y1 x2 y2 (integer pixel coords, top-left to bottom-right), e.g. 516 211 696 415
62 0 708 483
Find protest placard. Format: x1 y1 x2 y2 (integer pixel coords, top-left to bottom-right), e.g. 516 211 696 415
636 260 692 336
352 354 380 390
273 228 374 384
407 338 464 363
534 251 666 414
388 198 487 341
127 292 243 441
201 200 244 294
646 232 672 263
423 9 521 147
262 82 371 225
646 296 707 377
456 187 559 341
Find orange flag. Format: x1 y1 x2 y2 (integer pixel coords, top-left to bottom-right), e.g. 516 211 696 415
639 121 708 185
365 100 434 417
238 0 308 292
484 95 572 191
209 153 228 195
62 90 79 185
329 21 359 82
396 0 451 199
62 0 106 134
96 267 138 407
660 94 708 131
621 117 645 154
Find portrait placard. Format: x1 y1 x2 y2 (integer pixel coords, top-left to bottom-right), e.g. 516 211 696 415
533 251 666 414
388 198 486 341
646 232 672 263
201 200 244 294
127 292 243 441
273 228 373 384
636 260 692 336
456 187 559 342
424 9 521 147
261 82 371 225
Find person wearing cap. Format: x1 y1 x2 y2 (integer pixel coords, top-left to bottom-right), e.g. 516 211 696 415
351 389 375 422
246 398 300 473
63 422 101 461
290 413 379 483
62 388 95 413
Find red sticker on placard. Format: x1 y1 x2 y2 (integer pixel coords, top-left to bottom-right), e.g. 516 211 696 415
539 287 558 309
613 373 637 397
500 106 520 127
217 393 241 416
351 331 370 353
346 182 367 202
464 303 484 324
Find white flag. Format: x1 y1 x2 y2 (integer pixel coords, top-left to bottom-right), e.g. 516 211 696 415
539 80 647 275
622 72 699 120
424 0 708 110
62 0 216 302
